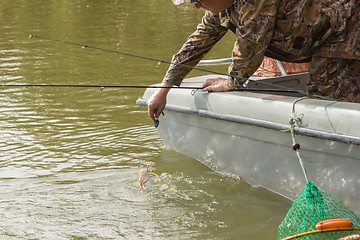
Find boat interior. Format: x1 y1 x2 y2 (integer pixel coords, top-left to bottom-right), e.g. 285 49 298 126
246 72 309 97
198 58 310 97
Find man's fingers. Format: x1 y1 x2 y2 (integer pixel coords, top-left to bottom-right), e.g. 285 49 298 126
147 101 157 123
154 108 163 119
202 86 212 92
147 106 157 123
146 83 170 123
202 77 228 90
147 102 164 123
202 79 213 88
202 78 232 92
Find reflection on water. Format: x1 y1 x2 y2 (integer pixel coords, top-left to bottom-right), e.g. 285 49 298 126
0 0 292 239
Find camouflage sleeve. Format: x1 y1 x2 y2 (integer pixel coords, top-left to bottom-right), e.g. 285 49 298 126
162 11 228 86
227 0 277 89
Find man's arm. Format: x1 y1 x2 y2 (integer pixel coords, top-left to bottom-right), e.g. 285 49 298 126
147 11 229 122
226 0 277 89
163 10 229 86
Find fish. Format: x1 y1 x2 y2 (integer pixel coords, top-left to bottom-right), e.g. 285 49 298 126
139 165 155 189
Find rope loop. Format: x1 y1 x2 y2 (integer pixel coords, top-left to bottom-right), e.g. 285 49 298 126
289 97 309 183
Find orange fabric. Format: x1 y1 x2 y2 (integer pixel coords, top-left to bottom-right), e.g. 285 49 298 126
253 58 310 77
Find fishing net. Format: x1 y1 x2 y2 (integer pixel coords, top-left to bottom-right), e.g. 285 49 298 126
278 182 360 239
278 99 360 240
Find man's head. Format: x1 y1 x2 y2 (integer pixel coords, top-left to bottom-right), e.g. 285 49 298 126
172 0 233 14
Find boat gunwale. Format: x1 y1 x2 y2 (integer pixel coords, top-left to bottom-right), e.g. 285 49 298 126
136 98 360 145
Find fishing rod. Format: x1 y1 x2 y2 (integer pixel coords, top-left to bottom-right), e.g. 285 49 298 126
24 35 335 100
0 83 302 94
0 84 202 90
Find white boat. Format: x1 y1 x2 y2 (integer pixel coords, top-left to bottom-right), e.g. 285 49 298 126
136 72 360 216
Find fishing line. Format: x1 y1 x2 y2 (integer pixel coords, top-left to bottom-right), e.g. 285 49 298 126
0 84 302 94
26 34 336 101
29 34 236 81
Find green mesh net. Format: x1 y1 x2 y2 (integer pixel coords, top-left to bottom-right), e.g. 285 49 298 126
278 182 360 240
279 105 360 240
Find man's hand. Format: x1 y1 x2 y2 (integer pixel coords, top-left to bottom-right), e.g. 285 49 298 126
146 83 172 123
202 77 232 92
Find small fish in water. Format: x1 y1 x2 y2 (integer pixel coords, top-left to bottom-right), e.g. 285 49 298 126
139 165 156 189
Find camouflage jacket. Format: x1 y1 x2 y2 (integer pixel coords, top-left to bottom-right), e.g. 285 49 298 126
163 0 360 89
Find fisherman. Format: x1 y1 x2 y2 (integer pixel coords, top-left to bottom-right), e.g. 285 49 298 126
147 0 360 123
